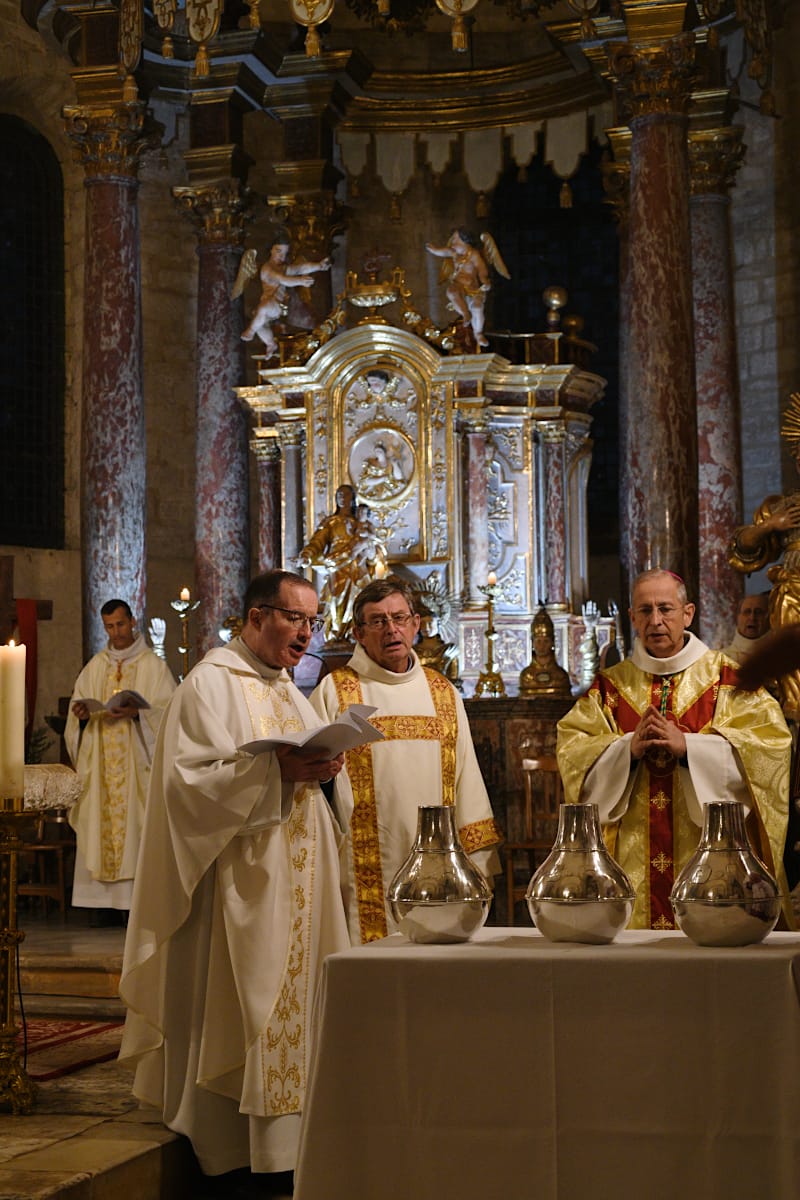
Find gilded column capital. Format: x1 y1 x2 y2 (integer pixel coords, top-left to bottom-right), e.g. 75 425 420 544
276 421 306 450
62 101 149 180
688 127 745 197
538 419 567 446
269 193 346 263
608 33 695 119
172 181 253 247
251 432 282 464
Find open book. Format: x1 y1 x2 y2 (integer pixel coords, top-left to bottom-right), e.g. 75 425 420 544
238 703 384 758
81 690 151 713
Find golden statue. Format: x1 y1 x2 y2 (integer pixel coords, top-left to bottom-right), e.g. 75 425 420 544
298 486 386 643
519 605 572 698
729 392 800 720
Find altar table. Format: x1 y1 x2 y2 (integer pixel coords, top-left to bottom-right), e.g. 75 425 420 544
293 928 800 1200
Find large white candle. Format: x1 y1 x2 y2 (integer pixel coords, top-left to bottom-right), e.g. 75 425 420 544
0 640 26 798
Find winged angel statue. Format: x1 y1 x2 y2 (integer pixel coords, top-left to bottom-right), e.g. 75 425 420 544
425 228 510 350
231 232 331 357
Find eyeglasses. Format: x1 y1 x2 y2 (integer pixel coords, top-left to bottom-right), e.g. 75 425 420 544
633 605 680 618
358 612 416 631
259 604 324 633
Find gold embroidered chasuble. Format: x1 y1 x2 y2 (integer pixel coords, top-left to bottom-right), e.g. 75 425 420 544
311 645 502 944
119 640 349 1175
557 637 792 930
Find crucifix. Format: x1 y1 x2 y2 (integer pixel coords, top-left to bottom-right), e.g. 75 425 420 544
0 557 53 643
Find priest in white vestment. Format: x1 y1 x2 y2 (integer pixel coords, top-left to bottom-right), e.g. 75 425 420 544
119 571 351 1181
557 570 792 930
66 599 176 913
311 578 503 944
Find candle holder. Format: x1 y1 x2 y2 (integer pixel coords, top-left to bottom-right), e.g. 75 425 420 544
170 592 201 682
0 795 37 1114
474 578 506 698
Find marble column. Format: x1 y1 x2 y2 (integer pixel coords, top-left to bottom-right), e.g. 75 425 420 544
278 422 306 566
540 422 568 609
689 126 746 646
63 102 149 657
610 34 699 601
252 434 283 572
173 183 251 655
603 127 632 609
461 412 490 606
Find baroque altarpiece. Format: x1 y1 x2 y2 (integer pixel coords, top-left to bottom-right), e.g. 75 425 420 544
237 307 606 694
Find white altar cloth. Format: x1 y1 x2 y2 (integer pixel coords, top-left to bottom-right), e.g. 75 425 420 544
294 927 800 1200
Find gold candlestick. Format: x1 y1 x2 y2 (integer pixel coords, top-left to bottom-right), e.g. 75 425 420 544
0 795 37 1113
474 575 506 698
170 588 201 682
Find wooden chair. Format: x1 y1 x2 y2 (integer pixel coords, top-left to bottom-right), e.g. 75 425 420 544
17 811 76 917
504 755 563 926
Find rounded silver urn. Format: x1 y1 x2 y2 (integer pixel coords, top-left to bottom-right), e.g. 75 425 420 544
526 803 635 944
670 799 781 947
386 804 492 944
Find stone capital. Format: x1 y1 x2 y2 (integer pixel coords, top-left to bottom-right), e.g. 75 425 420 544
608 32 695 119
62 100 148 180
172 180 253 247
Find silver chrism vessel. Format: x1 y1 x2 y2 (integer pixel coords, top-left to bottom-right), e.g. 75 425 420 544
386 804 492 944
670 799 781 946
526 803 635 944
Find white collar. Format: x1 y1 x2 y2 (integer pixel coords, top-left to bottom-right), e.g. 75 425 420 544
347 642 421 684
631 629 709 676
105 632 147 666
726 630 769 660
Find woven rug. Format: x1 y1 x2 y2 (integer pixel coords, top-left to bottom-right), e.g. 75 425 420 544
16 1017 124 1081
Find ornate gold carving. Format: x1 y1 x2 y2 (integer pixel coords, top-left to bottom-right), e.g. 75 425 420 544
601 126 631 227
172 180 253 246
62 102 148 179
688 126 745 196
118 0 143 76
607 33 696 118
186 0 223 76
269 193 345 266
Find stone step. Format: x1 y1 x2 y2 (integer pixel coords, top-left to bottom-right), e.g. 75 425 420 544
17 918 126 1021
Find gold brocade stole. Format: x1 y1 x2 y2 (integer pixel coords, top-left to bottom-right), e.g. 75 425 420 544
332 666 458 944
647 676 677 930
98 658 139 880
240 676 314 1117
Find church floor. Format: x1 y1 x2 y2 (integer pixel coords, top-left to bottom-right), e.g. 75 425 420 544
2 911 293 1199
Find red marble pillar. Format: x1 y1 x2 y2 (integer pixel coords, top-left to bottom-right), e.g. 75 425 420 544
540 422 568 609
689 127 745 646
173 184 251 654
278 423 306 566
63 102 148 657
610 35 699 601
603 128 632 608
462 413 489 606
252 435 282 572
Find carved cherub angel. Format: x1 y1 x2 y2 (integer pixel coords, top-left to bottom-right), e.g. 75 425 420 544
425 228 510 350
232 232 331 357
